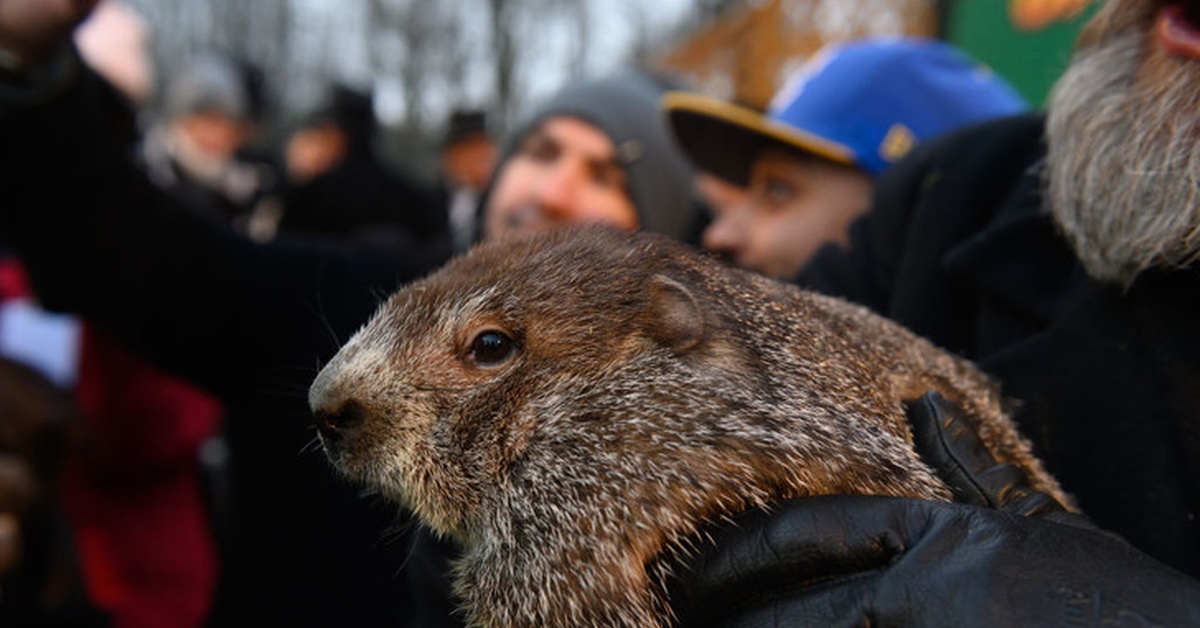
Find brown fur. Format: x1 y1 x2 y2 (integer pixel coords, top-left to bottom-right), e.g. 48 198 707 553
310 225 1068 628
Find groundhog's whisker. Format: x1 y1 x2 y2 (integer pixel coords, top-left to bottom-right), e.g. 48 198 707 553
298 434 324 454
306 225 1067 628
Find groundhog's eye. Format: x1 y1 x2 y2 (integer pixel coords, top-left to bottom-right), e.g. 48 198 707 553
468 330 517 366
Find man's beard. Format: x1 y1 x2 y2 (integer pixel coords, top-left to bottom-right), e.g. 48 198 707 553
1045 27 1200 287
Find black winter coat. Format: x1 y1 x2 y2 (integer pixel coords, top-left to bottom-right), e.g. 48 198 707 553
0 64 450 627
800 113 1200 577
279 150 448 244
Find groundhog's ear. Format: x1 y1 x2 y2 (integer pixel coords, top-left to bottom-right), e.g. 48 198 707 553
646 274 705 355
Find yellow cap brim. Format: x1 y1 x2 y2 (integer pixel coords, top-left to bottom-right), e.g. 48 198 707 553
662 91 856 187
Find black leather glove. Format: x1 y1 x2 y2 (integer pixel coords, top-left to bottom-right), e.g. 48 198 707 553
905 391 1084 524
670 392 1200 627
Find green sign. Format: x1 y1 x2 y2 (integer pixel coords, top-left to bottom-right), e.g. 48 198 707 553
944 1 1101 107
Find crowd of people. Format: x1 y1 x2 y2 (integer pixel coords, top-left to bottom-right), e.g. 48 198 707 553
2 0 1200 626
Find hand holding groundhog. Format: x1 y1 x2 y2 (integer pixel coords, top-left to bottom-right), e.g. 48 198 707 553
310 224 1069 628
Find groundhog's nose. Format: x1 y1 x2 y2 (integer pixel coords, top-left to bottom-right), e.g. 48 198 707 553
313 399 366 443
309 358 367 444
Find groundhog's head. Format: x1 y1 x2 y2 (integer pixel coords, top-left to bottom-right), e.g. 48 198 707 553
309 226 766 544
310 225 1062 627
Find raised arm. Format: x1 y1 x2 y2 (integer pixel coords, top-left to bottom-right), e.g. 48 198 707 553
0 12 431 396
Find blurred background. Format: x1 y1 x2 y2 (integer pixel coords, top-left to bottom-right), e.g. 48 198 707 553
111 0 1101 181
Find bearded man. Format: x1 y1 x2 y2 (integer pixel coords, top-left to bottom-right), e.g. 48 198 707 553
670 1 1200 625
791 0 1200 561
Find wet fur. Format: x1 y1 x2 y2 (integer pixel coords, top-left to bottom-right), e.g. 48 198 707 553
310 225 1067 627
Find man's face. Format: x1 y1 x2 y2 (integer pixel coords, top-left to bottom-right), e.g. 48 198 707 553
285 123 348 184
167 109 251 184
483 117 637 241
174 110 248 160
440 135 497 191
700 150 873 280
1044 0 1200 285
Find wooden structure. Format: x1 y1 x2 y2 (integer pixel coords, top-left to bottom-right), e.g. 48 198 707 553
655 0 941 110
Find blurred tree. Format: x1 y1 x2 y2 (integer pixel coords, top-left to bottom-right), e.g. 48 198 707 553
122 0 688 138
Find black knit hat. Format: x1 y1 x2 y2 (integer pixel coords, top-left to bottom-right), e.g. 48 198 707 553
443 110 490 148
300 84 376 154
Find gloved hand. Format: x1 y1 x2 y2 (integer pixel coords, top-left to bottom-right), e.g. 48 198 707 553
905 390 1084 523
669 392 1200 627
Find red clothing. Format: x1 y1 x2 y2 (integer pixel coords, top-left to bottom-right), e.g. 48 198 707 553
1 257 221 628
67 324 221 628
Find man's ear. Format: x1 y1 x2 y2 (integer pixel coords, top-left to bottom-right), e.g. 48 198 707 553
646 274 705 355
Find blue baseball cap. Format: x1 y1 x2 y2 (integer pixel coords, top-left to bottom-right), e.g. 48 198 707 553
664 37 1028 183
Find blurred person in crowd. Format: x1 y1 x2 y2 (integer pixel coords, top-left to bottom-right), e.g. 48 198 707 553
277 83 448 262
692 172 748 222
0 350 108 628
679 99 760 234
0 6 227 628
139 51 280 235
436 109 497 253
0 253 223 628
480 69 707 246
665 37 1028 280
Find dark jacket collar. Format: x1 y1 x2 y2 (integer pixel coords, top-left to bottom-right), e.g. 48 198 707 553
941 157 1087 325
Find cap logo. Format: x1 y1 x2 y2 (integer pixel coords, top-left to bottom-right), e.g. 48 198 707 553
879 123 916 163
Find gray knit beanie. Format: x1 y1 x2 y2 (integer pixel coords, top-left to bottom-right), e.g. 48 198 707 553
163 53 250 121
491 70 700 242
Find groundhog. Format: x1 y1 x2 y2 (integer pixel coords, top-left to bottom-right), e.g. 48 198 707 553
309 224 1069 628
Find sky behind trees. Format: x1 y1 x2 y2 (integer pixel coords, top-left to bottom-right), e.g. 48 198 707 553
120 0 700 135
